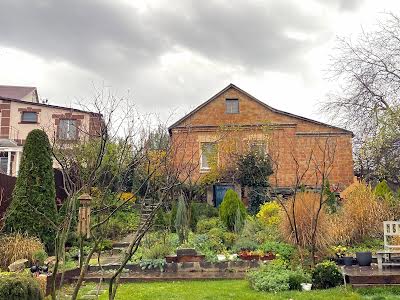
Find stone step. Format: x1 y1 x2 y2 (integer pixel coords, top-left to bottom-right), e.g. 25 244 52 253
112 242 130 248
79 295 96 299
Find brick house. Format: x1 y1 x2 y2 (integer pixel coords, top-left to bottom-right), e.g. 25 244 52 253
0 85 102 176
169 84 354 206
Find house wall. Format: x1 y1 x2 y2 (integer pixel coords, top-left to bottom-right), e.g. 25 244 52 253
0 99 102 176
0 99 101 145
170 87 354 189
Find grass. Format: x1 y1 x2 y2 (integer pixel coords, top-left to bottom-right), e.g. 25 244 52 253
96 280 400 300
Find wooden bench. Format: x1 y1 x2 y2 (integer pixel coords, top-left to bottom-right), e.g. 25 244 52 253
377 250 400 270
377 221 400 270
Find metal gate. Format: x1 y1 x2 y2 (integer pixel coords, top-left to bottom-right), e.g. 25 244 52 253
213 184 234 207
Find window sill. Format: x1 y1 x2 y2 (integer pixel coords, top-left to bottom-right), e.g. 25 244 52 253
19 121 39 124
200 168 211 173
57 138 79 143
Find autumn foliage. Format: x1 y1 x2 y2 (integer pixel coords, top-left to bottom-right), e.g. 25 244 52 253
280 192 332 253
329 182 392 244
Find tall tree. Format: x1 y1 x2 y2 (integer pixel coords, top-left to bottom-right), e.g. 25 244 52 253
322 13 400 184
236 151 273 214
5 129 57 250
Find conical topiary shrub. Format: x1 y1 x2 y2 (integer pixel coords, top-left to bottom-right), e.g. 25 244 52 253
5 129 57 250
219 189 246 231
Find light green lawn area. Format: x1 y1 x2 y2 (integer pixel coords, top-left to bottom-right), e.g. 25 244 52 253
97 280 400 300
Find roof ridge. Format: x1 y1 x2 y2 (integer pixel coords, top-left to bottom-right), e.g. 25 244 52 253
168 84 352 135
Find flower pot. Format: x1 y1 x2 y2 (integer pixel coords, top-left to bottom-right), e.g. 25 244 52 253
335 257 344 265
301 283 312 291
217 254 226 261
356 252 372 266
343 256 353 266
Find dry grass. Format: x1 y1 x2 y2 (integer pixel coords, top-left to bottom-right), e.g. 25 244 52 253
280 192 332 253
329 183 392 245
0 233 45 269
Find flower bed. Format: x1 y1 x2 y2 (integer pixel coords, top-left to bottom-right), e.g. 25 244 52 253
238 251 275 261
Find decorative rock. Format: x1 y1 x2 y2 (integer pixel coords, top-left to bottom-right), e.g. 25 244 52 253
8 259 28 272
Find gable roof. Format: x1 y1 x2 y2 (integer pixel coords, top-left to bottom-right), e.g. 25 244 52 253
0 85 37 101
0 95 101 116
168 83 353 135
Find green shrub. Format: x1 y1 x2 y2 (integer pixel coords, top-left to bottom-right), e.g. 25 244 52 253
288 268 311 290
248 260 310 292
143 243 173 259
233 238 259 252
237 216 279 248
374 180 397 206
222 231 237 249
175 195 190 244
248 186 270 215
219 190 246 231
312 261 343 289
260 241 295 261
32 250 48 265
190 202 218 230
96 239 113 251
104 209 139 239
5 130 57 251
196 217 225 234
153 209 173 230
0 273 43 300
248 260 289 292
236 152 273 214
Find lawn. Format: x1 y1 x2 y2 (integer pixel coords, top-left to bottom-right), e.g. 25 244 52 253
97 280 400 300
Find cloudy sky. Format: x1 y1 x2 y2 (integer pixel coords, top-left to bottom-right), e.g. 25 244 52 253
0 0 398 125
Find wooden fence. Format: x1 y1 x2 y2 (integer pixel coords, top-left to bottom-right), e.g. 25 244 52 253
0 170 67 221
0 173 17 218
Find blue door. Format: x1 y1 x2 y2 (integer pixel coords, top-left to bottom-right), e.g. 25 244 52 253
214 184 234 207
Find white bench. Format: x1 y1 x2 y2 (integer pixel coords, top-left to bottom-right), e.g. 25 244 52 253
377 221 400 270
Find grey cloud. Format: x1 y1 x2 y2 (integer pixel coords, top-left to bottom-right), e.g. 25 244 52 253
0 0 167 79
0 0 365 112
148 0 327 72
317 0 365 11
0 0 342 75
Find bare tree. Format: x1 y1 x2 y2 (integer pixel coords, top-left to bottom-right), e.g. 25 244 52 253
44 90 200 300
322 12 400 184
270 135 337 265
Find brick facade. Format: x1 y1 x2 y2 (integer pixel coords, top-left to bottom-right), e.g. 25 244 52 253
169 84 354 190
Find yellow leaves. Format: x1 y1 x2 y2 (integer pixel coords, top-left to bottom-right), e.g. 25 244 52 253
257 201 281 226
118 192 136 203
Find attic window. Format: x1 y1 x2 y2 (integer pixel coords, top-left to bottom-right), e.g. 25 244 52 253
226 99 239 114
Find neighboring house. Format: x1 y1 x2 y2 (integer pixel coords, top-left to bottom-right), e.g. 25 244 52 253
0 85 39 102
169 84 354 206
0 85 102 176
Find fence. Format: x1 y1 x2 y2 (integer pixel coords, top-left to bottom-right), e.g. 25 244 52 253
0 170 67 221
0 173 17 218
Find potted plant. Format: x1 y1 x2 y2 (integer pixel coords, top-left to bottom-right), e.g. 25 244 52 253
356 251 372 266
343 256 354 266
332 245 353 266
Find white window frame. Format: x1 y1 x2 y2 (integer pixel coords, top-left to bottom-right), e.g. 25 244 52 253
58 119 78 140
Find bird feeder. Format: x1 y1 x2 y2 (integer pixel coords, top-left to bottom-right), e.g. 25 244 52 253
77 193 92 239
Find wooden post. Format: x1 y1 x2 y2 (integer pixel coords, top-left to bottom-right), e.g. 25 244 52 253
77 193 92 239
